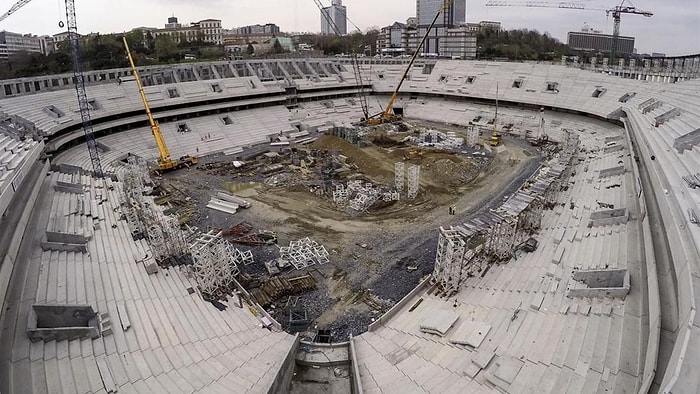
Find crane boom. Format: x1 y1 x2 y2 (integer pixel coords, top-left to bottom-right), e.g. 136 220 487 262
366 0 455 124
485 0 652 60
312 0 369 120
0 0 33 23
606 4 653 59
485 1 588 9
122 37 173 166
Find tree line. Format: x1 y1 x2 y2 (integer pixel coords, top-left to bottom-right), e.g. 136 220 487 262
476 28 569 61
0 29 224 80
0 28 574 80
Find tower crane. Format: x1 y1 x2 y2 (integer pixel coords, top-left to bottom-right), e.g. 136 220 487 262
484 1 653 59
312 0 370 121
605 2 653 59
364 0 456 125
122 37 197 174
1 0 105 177
0 0 33 23
65 0 104 177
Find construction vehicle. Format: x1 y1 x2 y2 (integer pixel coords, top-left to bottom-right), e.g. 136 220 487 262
122 37 197 173
363 0 455 125
403 149 424 160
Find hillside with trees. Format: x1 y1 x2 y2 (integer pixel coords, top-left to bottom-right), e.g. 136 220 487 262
476 28 569 61
0 29 225 80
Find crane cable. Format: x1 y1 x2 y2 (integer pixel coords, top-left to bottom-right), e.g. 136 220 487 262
57 0 64 28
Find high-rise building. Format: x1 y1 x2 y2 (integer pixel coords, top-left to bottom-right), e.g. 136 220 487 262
416 0 465 27
567 31 635 55
376 14 477 59
415 0 467 55
0 31 42 61
320 0 347 35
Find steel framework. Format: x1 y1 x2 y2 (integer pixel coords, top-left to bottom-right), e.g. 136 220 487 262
407 165 420 199
65 0 104 177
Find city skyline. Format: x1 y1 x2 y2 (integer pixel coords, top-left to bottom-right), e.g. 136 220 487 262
0 0 697 56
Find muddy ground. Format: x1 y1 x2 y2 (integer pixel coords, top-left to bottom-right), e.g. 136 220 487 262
160 120 542 341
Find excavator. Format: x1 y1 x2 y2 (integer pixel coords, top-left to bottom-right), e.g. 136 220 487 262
363 0 455 126
122 37 197 174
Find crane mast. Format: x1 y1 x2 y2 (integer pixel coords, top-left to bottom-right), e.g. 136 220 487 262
606 5 653 59
65 0 104 177
122 37 173 167
485 1 652 60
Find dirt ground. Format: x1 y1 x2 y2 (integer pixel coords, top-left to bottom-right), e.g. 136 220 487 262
162 120 541 340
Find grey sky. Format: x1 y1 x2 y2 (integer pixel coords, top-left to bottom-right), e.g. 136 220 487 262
1 0 698 56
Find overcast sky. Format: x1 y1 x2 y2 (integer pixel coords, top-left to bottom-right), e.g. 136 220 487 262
2 0 698 56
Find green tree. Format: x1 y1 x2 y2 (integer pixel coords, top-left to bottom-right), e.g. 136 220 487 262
154 35 177 62
476 28 569 61
124 29 149 55
246 43 254 55
272 39 284 54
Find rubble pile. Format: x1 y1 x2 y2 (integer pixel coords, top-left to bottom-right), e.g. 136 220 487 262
412 129 464 150
333 180 400 212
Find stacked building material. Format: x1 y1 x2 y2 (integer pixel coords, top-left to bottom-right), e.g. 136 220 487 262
412 129 464 150
216 191 251 208
206 197 239 215
279 237 329 270
251 275 316 306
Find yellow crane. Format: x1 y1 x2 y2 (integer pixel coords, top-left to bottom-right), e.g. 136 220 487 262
364 0 455 125
122 37 197 173
487 83 502 147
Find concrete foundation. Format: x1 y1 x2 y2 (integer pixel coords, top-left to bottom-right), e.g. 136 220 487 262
600 165 626 178
45 231 88 245
53 181 83 194
568 269 631 298
26 304 101 342
589 208 629 227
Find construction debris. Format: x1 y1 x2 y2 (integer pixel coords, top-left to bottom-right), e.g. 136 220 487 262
412 129 464 150
279 238 330 270
333 180 399 212
216 191 251 208
222 222 254 236
251 275 317 306
231 231 277 246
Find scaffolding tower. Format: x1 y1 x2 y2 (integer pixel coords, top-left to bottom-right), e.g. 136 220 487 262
190 230 242 296
407 165 420 199
395 162 405 191
433 226 474 295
